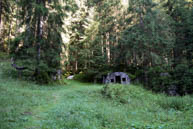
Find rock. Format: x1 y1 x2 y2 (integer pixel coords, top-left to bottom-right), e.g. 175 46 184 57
67 75 74 80
160 72 170 77
52 70 62 80
167 85 178 96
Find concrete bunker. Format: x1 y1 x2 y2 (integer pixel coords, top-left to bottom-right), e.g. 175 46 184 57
103 72 130 85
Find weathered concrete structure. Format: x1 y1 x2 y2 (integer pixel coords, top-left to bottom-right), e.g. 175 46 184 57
103 72 130 85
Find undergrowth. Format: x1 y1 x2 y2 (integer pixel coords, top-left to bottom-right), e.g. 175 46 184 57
101 84 193 111
0 61 193 129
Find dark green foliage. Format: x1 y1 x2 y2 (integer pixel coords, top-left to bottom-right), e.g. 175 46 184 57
101 84 130 104
172 64 193 95
74 73 92 82
10 0 75 83
67 7 90 73
164 0 193 66
118 0 175 67
1 61 18 79
145 66 172 93
0 0 193 95
101 84 125 97
1 60 34 81
74 70 98 82
35 71 52 84
0 0 15 52
142 64 193 95
0 52 9 60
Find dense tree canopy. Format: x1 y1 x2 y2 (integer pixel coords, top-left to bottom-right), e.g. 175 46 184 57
0 0 193 94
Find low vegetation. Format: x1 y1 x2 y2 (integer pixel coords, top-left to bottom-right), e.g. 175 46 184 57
0 62 193 129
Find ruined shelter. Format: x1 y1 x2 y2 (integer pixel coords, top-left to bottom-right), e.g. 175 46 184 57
103 72 130 85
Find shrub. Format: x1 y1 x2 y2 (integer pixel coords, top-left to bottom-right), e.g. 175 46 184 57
127 73 136 81
144 64 193 95
145 66 172 93
101 84 125 98
35 71 52 84
0 52 9 60
138 64 193 95
1 61 20 79
133 69 145 82
101 84 129 103
74 70 97 82
172 64 193 95
63 71 73 78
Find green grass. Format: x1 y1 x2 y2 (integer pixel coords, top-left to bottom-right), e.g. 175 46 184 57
0 61 193 129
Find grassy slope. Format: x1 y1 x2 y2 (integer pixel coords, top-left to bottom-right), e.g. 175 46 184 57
0 61 193 129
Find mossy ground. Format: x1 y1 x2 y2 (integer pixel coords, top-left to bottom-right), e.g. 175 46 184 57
0 61 193 129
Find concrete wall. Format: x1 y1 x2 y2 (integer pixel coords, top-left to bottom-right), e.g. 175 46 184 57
104 72 130 85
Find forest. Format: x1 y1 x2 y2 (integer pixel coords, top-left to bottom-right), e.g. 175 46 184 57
0 0 193 128
1 0 192 95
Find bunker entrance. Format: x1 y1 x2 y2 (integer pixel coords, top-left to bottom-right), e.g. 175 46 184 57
116 76 121 83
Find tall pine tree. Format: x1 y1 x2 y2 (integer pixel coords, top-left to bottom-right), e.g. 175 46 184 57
11 0 75 83
118 0 175 68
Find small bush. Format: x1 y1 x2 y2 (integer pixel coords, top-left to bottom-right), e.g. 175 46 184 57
101 84 126 98
142 64 193 95
145 66 172 93
172 64 193 95
101 84 130 103
74 71 97 82
0 52 9 60
127 73 136 81
63 71 73 78
1 61 19 79
35 71 52 84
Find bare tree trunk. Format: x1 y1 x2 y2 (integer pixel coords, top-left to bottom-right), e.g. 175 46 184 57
101 35 104 57
75 60 78 72
0 0 4 52
0 0 2 37
16 0 20 35
8 20 11 53
106 32 110 64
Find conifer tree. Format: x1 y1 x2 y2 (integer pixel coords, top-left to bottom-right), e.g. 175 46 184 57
68 6 90 73
163 0 193 67
0 0 13 52
11 0 75 83
118 0 175 68
86 0 123 68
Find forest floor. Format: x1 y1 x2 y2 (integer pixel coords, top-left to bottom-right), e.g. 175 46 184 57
0 61 193 129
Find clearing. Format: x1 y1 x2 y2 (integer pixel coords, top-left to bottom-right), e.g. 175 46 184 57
0 61 193 129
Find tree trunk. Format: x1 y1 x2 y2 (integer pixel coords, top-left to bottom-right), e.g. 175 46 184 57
101 35 104 57
0 0 4 52
75 60 78 72
36 0 43 74
8 20 11 53
16 0 20 35
106 32 110 64
0 0 2 37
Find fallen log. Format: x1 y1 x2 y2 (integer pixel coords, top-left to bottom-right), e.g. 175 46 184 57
11 58 28 70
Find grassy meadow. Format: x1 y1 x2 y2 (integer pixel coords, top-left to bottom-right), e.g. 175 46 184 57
0 61 193 129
